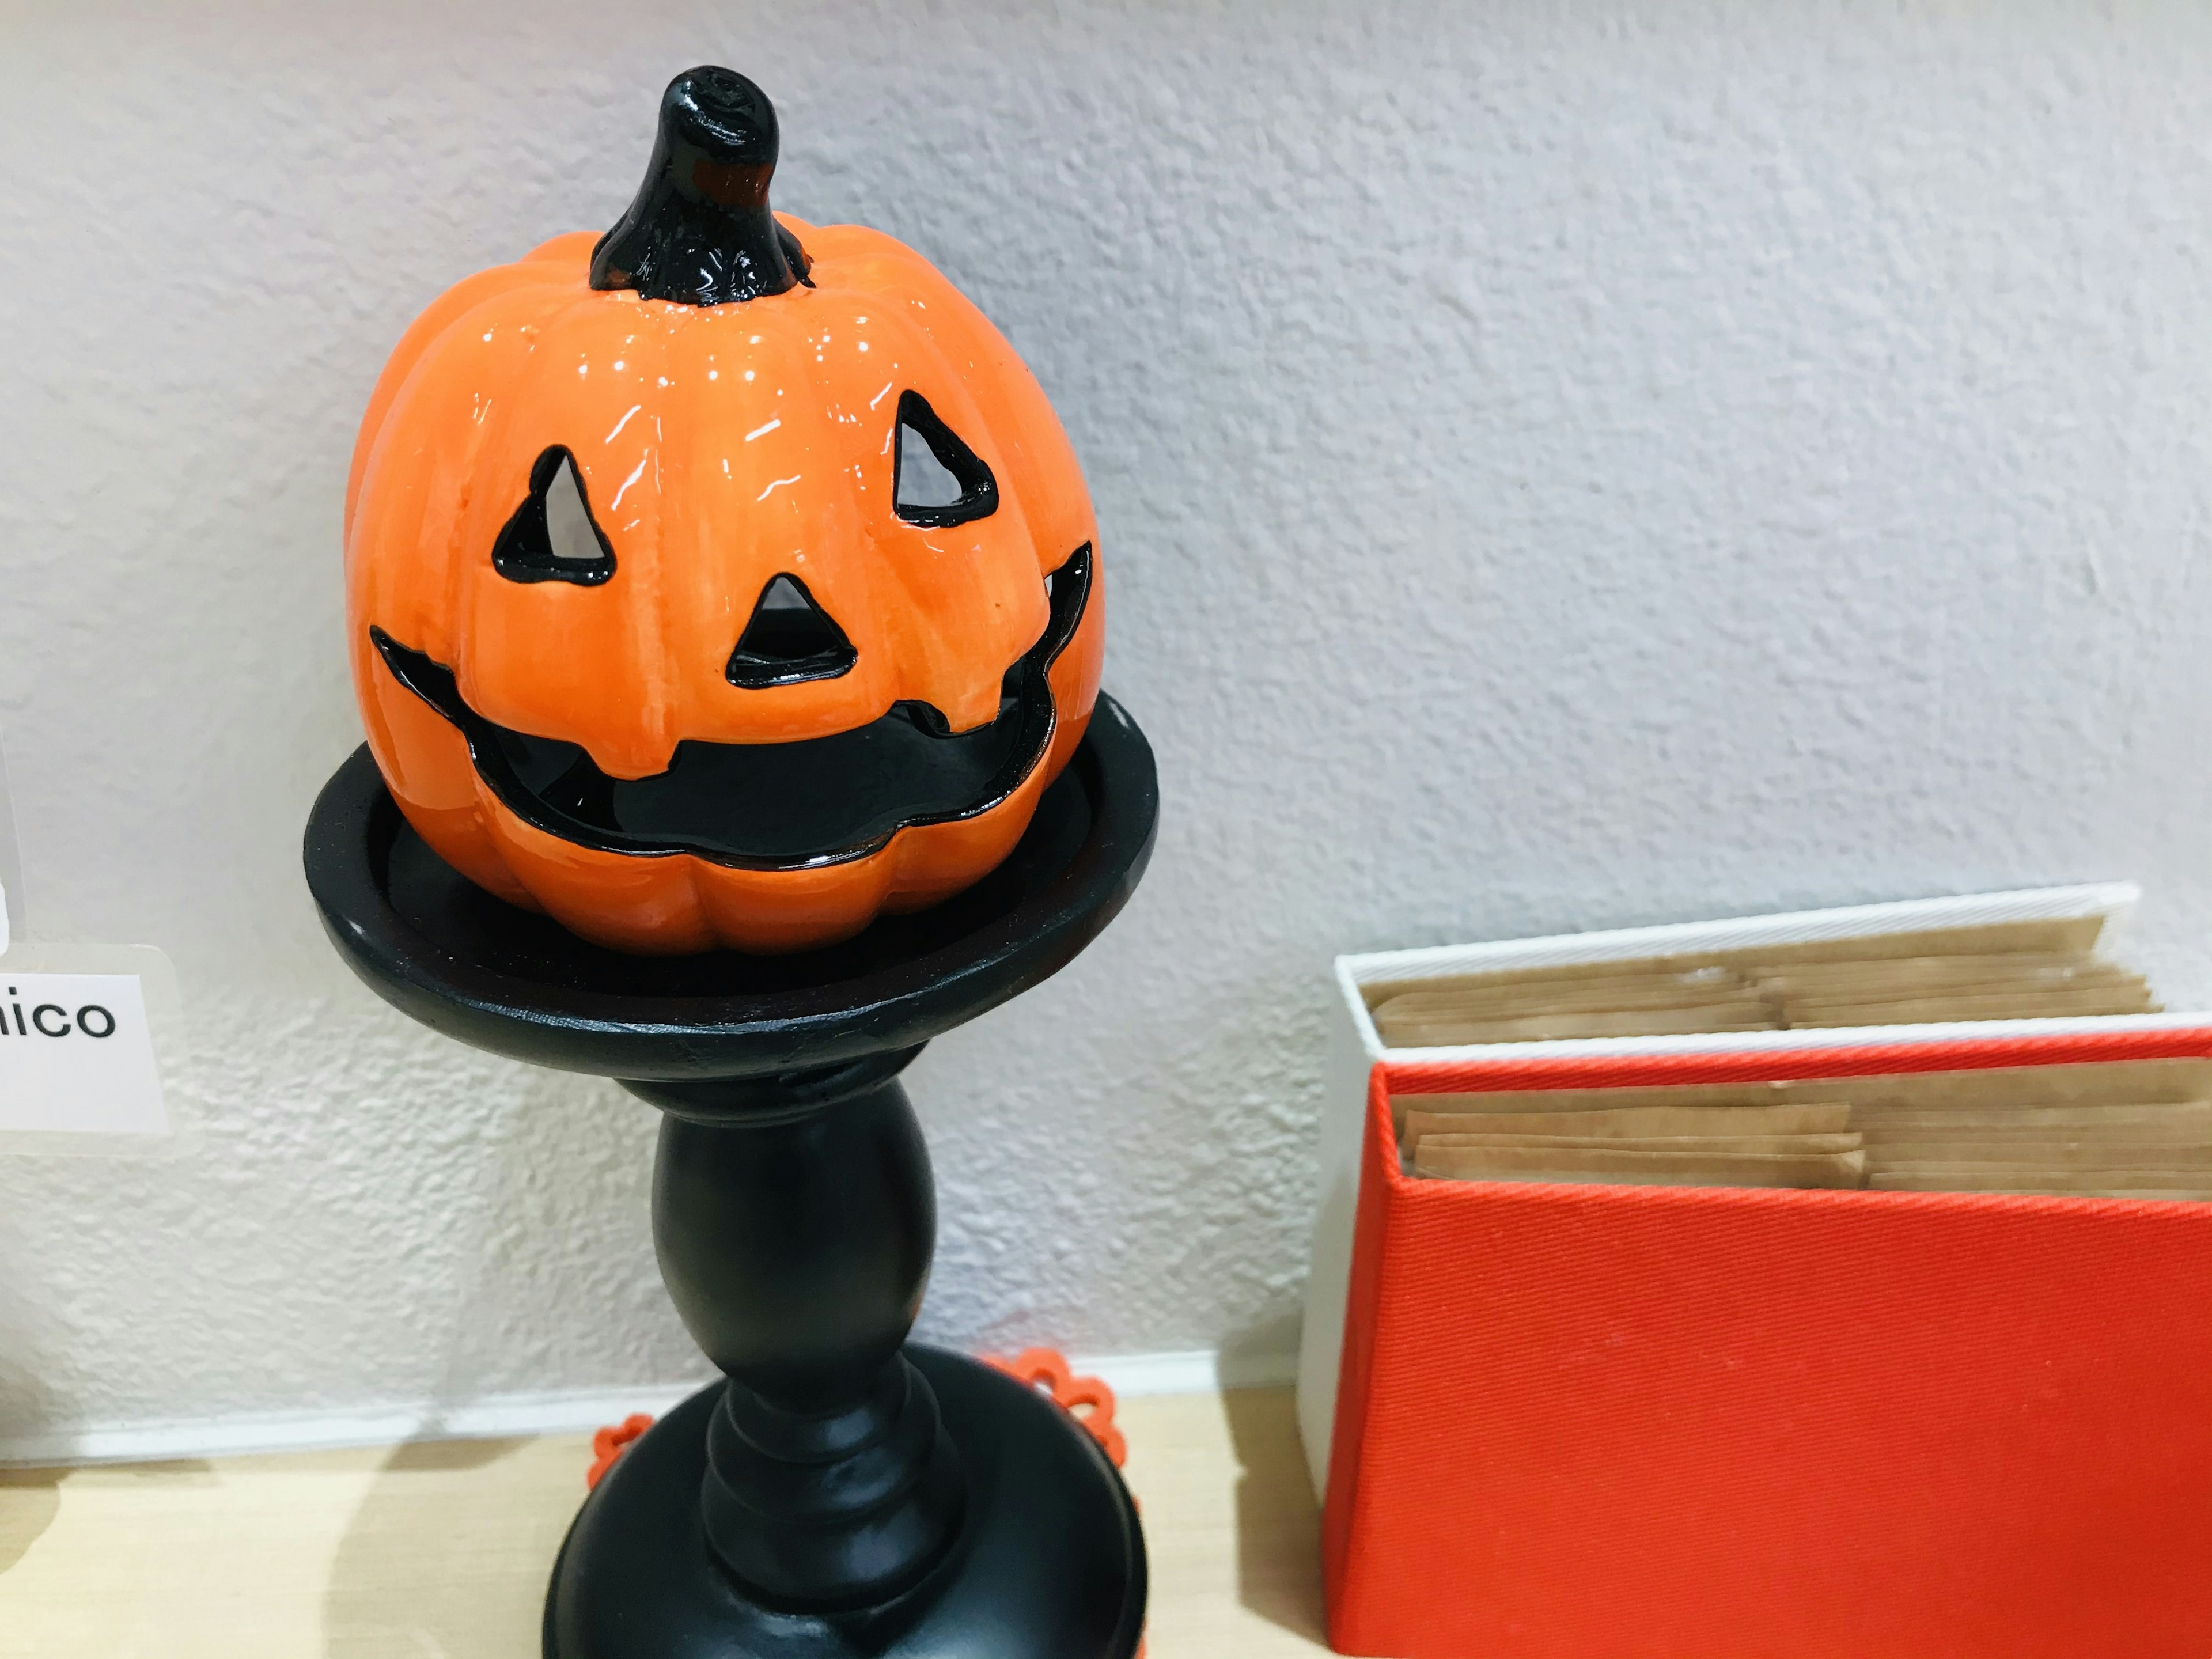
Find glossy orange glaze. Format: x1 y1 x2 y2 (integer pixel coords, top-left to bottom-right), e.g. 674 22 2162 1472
346 218 1103 954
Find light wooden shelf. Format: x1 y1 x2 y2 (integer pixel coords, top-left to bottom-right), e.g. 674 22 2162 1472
0 1387 1327 1658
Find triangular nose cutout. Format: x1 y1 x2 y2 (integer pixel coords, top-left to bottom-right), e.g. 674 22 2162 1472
726 574 858 688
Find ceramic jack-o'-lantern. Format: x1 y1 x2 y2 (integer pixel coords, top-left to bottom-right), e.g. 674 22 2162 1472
344 67 1103 955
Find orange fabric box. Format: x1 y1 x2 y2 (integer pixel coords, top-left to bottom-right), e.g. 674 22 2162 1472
1319 1030 2212 1659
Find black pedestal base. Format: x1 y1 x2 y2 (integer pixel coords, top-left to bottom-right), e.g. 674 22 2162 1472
305 700 1160 1656
546 1346 1146 1659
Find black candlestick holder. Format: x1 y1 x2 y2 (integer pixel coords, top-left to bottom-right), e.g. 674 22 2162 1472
304 696 1158 1659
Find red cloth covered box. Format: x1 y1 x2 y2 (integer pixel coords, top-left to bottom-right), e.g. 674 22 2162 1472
1300 888 2212 1658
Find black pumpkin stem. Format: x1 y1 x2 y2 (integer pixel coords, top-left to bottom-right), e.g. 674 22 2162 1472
591 67 812 306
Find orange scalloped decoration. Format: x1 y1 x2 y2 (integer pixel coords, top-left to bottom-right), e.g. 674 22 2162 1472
585 1412 656 1490
981 1346 1127 1468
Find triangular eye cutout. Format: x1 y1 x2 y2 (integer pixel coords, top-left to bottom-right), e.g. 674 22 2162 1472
899 424 964 511
492 448 618 585
726 574 858 688
893 392 998 528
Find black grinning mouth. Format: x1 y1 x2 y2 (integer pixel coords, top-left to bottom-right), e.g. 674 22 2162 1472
372 543 1092 871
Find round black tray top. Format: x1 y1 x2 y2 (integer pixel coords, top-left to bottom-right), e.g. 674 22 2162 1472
302 695 1157 1081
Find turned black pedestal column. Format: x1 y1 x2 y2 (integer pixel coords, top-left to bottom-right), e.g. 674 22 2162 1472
304 698 1158 1659
641 1059 964 1611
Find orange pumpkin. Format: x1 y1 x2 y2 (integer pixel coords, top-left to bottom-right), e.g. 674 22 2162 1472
345 68 1103 955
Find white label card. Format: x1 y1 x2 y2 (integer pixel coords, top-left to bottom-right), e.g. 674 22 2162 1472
0 962 170 1137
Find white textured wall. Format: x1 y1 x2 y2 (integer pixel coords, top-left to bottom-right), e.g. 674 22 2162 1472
4 0 2212 1437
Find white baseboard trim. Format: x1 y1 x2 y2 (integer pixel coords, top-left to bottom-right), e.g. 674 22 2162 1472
0 1347 1297 1468
1082 1345 1300 1396
0 1382 709 1469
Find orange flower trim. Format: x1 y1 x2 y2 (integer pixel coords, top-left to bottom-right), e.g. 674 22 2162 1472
585 1412 656 1491
980 1346 1127 1468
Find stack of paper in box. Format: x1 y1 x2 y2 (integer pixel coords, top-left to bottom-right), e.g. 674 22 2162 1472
1399 1063 2212 1200
1371 945 2156 1047
1404 1090 1869 1188
1359 900 2212 1200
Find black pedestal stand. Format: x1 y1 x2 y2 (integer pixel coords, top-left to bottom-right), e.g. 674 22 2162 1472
304 697 1158 1659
